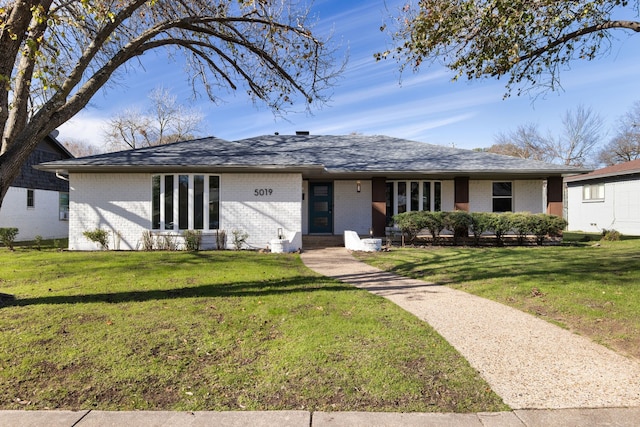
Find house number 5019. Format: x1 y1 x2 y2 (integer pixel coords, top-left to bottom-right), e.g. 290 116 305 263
254 188 273 196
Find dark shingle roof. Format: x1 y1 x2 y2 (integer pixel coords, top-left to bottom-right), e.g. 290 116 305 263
36 134 588 177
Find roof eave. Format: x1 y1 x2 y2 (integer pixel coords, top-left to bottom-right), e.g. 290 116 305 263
34 164 328 175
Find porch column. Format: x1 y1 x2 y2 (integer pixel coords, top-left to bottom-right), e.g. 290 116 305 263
547 176 563 217
454 177 469 211
371 177 386 237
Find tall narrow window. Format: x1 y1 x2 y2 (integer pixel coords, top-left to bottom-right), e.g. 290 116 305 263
422 182 431 211
59 192 69 221
397 182 407 214
27 189 34 208
410 181 419 211
492 182 513 212
152 176 160 229
194 175 204 230
164 175 174 229
209 176 220 229
385 182 394 226
434 182 441 211
178 175 189 229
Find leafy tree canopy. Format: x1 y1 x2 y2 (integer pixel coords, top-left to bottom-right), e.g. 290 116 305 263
376 1 640 96
0 0 341 206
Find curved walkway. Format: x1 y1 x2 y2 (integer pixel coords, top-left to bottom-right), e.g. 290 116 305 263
301 247 640 410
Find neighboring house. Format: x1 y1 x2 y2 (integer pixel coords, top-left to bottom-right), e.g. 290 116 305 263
565 159 640 236
0 132 73 241
36 134 586 251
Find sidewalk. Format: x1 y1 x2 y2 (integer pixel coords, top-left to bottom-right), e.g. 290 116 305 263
3 407 640 427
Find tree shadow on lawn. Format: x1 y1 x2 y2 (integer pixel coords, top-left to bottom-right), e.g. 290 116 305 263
380 247 640 286
0 276 357 308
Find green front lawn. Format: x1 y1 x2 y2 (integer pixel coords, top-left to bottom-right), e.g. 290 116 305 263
0 249 506 412
355 238 640 360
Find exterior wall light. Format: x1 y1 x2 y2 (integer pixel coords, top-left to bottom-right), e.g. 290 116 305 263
356 181 361 193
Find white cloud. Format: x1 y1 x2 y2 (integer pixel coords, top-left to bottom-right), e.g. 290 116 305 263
57 111 109 148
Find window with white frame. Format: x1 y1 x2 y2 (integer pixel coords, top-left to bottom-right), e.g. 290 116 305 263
492 182 512 212
582 183 604 201
386 180 442 225
152 174 219 230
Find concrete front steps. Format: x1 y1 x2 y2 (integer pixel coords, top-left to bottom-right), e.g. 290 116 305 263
302 235 344 249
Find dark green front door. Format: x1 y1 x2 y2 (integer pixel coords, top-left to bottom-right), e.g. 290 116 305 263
309 182 333 234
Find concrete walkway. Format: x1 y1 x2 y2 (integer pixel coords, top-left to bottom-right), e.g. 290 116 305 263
3 407 640 427
301 247 640 410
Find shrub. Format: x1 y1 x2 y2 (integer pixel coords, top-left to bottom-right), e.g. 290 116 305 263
83 228 109 250
601 229 622 241
141 231 154 251
183 230 203 251
444 211 471 245
469 212 491 246
216 229 227 250
547 215 567 237
0 228 19 250
488 214 512 246
156 233 178 251
422 211 446 245
33 235 43 251
231 229 249 250
509 213 533 246
393 211 427 244
529 214 551 245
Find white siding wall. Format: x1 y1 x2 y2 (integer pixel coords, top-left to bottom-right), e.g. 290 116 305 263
0 187 68 241
69 172 303 251
69 173 151 250
567 179 640 235
469 180 544 213
333 180 372 235
221 173 302 249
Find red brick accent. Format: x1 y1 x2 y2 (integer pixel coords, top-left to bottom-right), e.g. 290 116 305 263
454 177 470 211
371 178 386 237
547 176 563 216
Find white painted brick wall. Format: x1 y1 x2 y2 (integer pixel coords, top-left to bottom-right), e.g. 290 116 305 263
334 180 372 235
69 173 151 250
469 180 544 213
70 172 303 251
441 180 455 211
514 180 544 213
220 173 302 250
0 187 68 241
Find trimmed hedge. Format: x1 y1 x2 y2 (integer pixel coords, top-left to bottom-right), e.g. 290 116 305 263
393 211 567 246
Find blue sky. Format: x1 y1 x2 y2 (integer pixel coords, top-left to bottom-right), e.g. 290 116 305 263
59 0 640 151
